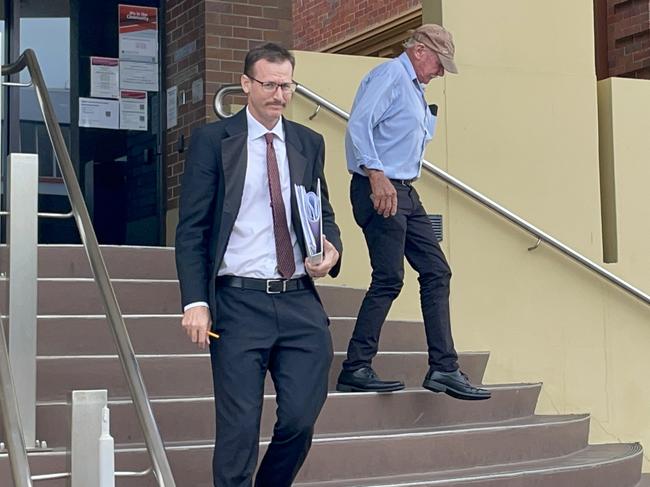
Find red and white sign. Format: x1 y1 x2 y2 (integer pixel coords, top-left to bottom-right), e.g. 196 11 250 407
118 4 158 63
119 90 148 131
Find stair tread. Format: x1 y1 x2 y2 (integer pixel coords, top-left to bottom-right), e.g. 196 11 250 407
1 413 586 455
104 413 586 448
0 442 640 487
302 414 589 443
293 443 643 486
33 382 542 405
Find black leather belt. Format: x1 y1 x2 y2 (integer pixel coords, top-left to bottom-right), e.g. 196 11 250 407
389 178 415 186
216 275 311 294
353 173 415 186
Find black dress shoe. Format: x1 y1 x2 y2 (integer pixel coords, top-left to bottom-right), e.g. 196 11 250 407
422 369 491 401
336 366 405 392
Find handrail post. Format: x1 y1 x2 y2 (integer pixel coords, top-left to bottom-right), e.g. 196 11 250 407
71 390 111 487
0 49 177 486
0 318 34 487
7 153 39 450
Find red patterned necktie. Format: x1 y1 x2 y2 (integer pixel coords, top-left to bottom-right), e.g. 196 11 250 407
264 133 295 279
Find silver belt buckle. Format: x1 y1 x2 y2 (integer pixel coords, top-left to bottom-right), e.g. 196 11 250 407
266 279 287 294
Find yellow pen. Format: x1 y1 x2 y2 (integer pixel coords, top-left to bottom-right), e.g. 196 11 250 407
208 331 220 339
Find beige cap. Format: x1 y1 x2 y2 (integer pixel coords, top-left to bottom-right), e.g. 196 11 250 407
411 24 458 74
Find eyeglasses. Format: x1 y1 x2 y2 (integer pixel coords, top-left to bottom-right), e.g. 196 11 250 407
246 75 298 93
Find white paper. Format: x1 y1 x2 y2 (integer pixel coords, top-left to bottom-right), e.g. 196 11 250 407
90 57 119 99
120 61 158 91
119 4 158 63
119 90 147 131
294 179 323 264
79 97 119 130
166 85 178 128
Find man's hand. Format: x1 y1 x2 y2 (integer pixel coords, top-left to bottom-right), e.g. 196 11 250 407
305 236 340 278
181 306 212 350
367 169 397 217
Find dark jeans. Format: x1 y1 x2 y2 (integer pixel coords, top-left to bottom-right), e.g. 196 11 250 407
342 173 459 373
210 285 333 487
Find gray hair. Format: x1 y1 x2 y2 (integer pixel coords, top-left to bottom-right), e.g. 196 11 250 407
403 36 419 49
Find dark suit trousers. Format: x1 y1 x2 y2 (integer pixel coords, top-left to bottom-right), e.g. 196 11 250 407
210 285 333 487
342 173 459 373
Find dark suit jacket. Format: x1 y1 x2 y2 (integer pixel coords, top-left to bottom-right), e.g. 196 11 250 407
175 108 343 321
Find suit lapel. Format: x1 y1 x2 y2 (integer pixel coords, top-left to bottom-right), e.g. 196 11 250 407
221 110 248 217
284 120 310 189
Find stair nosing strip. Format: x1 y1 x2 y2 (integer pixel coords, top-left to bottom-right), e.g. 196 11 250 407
33 314 184 319
29 244 175 250
35 383 542 406
304 415 589 444
31 278 179 283
11 439 632 472
37 350 491 360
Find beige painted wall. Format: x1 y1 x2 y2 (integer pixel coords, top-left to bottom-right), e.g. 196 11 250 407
286 0 650 471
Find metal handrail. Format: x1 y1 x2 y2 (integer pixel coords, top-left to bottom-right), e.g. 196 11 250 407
0 210 75 219
2 49 176 486
0 316 33 487
29 466 153 481
215 83 650 307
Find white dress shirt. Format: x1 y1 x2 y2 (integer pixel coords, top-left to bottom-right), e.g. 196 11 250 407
184 108 305 312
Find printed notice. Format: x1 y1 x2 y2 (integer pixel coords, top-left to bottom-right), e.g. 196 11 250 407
120 60 158 91
166 86 178 129
79 97 119 130
118 4 158 63
90 57 119 99
120 90 147 131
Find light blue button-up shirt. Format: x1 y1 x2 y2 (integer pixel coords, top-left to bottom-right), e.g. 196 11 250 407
345 52 436 180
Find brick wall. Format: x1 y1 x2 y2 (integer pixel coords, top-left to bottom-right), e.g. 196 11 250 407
293 0 420 51
165 0 292 211
607 0 650 78
165 0 206 210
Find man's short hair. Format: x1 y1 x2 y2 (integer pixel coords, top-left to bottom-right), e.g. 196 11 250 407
243 43 295 77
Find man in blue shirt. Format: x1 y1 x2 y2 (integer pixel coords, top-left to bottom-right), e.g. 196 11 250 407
336 24 491 401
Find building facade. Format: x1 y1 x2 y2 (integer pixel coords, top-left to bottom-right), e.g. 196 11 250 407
0 0 645 245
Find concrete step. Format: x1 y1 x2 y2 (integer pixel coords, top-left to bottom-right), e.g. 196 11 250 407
0 245 178 279
0 280 364 317
0 415 600 487
294 443 644 487
35 316 429 355
637 473 650 486
25 383 540 447
294 415 590 483
32 351 489 401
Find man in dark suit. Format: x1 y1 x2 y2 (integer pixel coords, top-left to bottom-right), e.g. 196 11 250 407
175 43 342 487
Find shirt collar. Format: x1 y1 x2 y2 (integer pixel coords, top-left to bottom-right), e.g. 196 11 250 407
246 106 285 142
398 52 427 93
398 52 418 82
